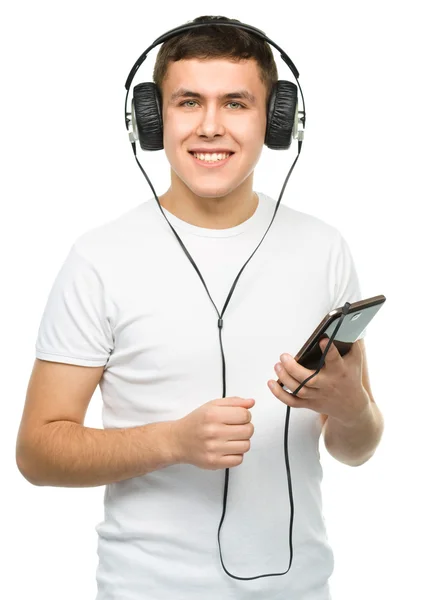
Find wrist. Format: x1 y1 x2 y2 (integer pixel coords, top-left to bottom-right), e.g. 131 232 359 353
164 420 185 465
332 392 373 428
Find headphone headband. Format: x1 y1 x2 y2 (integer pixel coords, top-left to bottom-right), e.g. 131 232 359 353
124 19 300 92
124 18 306 148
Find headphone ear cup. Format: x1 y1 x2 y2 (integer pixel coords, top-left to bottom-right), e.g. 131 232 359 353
133 82 164 151
265 81 298 150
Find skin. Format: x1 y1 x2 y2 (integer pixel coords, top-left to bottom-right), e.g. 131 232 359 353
269 338 385 466
156 57 383 464
158 57 268 229
271 338 372 425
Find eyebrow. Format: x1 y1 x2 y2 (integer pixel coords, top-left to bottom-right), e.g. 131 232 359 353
169 88 256 105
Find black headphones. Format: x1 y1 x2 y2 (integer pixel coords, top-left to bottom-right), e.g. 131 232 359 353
120 18 346 583
124 19 306 151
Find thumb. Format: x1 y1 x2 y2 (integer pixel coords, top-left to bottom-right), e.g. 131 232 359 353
319 338 340 363
215 397 255 407
240 397 256 407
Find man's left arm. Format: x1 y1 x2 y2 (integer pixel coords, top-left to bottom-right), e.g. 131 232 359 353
269 338 385 467
321 339 385 466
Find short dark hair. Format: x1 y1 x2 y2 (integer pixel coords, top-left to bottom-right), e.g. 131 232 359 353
152 15 278 105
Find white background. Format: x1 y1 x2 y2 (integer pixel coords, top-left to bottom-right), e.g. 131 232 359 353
2 1 427 599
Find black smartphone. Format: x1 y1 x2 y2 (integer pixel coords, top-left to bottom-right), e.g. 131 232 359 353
287 294 386 372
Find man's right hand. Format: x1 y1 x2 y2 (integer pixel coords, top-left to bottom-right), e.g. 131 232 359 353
171 397 255 470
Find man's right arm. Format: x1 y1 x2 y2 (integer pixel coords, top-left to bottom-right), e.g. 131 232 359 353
16 359 180 488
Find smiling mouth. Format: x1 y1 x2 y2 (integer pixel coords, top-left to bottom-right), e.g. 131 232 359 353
188 151 235 167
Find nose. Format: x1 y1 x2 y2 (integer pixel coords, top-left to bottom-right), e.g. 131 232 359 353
195 105 226 139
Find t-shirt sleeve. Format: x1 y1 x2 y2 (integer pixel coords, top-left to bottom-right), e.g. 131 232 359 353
330 231 366 340
35 243 114 367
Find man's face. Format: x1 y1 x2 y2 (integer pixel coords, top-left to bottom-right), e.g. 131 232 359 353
161 58 268 198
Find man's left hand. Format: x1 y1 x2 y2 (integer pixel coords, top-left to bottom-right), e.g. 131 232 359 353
268 339 371 425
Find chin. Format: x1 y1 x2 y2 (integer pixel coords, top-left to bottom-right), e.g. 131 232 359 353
186 184 236 199
173 173 234 199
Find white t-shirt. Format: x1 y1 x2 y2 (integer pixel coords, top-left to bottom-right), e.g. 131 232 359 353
35 191 365 600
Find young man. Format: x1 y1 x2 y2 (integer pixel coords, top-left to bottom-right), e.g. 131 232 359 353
16 15 384 600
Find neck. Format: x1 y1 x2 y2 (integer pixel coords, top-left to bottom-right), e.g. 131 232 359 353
158 172 258 229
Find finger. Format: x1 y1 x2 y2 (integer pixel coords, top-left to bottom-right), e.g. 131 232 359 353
268 378 308 407
318 338 342 364
274 362 303 395
279 354 319 388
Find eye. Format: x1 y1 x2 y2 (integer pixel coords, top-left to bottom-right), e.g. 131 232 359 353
178 101 245 109
180 100 198 108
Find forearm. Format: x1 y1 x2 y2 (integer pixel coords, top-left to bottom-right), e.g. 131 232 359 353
18 420 178 488
323 398 384 467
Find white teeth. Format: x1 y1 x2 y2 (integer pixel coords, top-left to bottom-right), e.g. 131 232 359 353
192 152 231 162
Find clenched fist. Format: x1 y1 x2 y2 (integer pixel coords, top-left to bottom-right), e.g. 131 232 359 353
171 396 255 470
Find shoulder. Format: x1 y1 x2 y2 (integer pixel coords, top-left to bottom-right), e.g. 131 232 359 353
72 200 155 265
260 193 340 245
